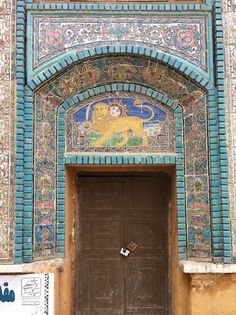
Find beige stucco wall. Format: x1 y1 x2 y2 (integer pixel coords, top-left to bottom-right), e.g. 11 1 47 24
54 268 236 315
191 274 236 315
11 263 235 314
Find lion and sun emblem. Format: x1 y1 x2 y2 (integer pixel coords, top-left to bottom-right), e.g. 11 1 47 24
69 97 171 151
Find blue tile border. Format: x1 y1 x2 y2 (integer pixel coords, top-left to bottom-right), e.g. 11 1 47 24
15 0 26 263
213 0 231 263
64 155 177 165
23 87 33 262
25 2 213 12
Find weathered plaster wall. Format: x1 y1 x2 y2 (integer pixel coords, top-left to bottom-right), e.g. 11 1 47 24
0 0 15 263
191 274 236 315
223 0 236 259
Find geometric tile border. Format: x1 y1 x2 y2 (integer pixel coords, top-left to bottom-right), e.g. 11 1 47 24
213 0 232 263
15 0 27 264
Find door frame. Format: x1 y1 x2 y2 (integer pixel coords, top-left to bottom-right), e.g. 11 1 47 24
58 164 190 315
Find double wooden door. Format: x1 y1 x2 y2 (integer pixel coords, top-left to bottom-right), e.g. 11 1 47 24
76 176 169 315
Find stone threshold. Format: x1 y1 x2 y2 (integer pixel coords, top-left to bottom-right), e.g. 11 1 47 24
180 260 236 273
0 258 64 274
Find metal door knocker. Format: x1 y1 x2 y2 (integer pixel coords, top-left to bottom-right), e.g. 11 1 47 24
127 241 138 252
120 241 138 257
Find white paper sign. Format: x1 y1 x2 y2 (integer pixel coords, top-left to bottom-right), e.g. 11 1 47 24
0 273 54 315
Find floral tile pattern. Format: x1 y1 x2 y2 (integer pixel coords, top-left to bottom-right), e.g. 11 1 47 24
31 15 208 72
41 56 198 105
0 0 15 262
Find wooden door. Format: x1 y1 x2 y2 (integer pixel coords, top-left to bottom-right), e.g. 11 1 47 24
76 176 169 315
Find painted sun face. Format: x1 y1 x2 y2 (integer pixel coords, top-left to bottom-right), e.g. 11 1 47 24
109 105 122 117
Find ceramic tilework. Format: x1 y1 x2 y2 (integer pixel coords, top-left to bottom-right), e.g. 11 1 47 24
212 0 232 263
0 0 15 262
33 0 206 3
184 94 211 259
39 56 198 106
33 93 56 257
32 54 211 260
29 14 208 75
9 3 230 263
223 1 236 259
66 97 175 153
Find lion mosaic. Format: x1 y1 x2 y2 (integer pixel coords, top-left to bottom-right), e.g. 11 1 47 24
85 100 154 147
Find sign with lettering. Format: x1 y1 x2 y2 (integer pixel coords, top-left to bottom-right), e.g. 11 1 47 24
0 273 54 314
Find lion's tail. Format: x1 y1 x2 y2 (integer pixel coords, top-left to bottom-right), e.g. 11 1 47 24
134 102 155 122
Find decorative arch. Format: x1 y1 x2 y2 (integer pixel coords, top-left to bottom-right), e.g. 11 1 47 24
18 52 230 264
27 46 213 92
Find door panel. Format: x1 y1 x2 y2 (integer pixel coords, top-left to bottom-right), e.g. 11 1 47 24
79 259 123 315
125 260 166 314
76 176 169 315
